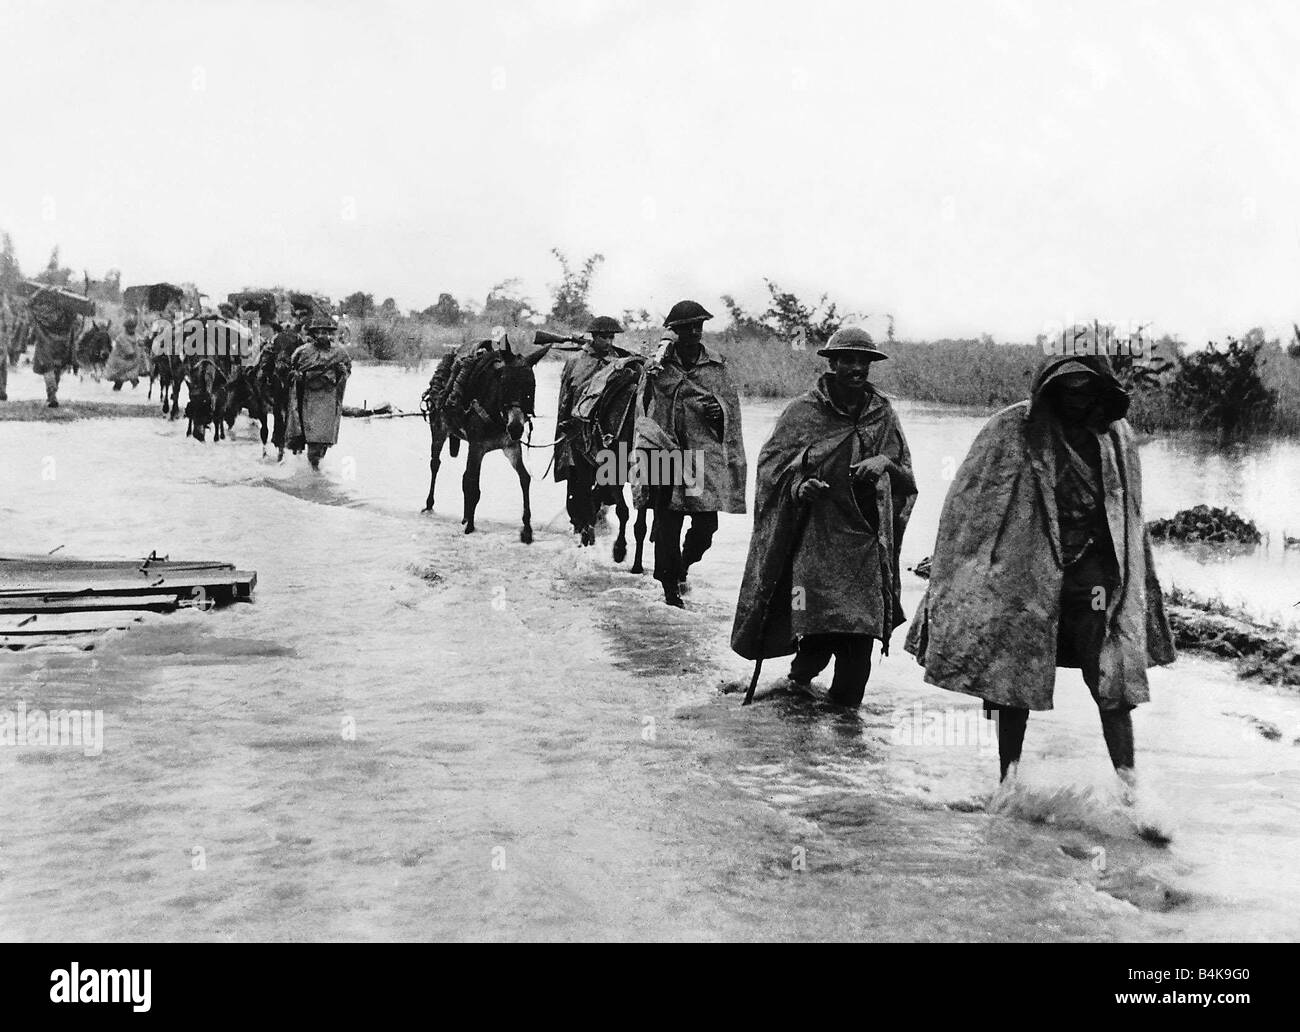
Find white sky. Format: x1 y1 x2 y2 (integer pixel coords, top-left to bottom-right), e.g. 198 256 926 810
1 0 1298 342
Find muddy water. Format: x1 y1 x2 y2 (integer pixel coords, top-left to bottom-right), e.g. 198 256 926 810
1 361 1297 941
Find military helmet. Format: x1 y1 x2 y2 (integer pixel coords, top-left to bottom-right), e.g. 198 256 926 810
587 315 624 336
663 300 714 328
817 326 889 361
307 316 337 333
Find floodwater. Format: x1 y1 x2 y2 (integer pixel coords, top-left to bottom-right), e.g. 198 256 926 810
1 359 1298 941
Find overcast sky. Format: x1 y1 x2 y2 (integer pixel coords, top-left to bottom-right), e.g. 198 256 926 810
2 0 1298 342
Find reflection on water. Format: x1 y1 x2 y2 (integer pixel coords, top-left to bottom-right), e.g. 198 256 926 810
1 362 1298 941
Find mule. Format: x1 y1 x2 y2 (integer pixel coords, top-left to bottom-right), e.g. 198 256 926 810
151 348 185 419
422 343 555 542
223 362 270 455
73 320 113 379
571 356 651 572
184 356 229 443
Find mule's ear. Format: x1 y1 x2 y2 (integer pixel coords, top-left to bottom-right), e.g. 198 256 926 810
525 341 555 367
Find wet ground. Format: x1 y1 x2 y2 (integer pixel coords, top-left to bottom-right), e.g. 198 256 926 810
1 360 1297 941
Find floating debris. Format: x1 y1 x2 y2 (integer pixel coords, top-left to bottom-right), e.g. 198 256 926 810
1147 504 1261 544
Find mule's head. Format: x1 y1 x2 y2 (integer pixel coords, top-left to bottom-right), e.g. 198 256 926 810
497 358 538 442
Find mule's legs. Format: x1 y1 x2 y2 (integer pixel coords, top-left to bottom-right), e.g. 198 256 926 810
462 442 484 533
631 504 649 574
423 420 447 512
504 441 533 543
612 487 629 563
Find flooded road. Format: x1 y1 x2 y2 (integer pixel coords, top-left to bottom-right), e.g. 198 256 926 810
1 360 1298 941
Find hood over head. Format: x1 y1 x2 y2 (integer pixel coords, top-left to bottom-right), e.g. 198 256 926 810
1029 353 1131 426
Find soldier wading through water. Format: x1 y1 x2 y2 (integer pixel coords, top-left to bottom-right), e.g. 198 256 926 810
732 327 917 707
635 300 747 608
288 317 352 470
906 354 1176 821
555 315 630 546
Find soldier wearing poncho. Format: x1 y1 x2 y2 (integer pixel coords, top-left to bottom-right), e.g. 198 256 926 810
555 315 629 546
288 320 352 470
636 300 747 607
731 328 917 707
905 354 1176 791
27 294 81 408
104 316 146 389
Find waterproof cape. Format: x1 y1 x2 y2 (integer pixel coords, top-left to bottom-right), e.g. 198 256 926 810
904 354 1176 711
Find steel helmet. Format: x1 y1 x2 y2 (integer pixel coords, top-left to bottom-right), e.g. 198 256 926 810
817 326 889 360
663 300 714 328
587 315 624 336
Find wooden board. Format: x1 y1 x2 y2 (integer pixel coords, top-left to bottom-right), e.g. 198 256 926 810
0 593 181 614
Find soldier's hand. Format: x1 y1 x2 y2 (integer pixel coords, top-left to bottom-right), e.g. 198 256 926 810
851 455 891 481
797 478 830 502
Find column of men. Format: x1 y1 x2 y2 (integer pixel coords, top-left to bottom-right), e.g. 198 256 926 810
559 301 1172 791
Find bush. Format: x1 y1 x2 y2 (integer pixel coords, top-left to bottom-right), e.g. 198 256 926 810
358 320 399 361
1166 330 1276 437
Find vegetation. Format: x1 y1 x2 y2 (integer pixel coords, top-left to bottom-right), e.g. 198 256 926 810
548 249 604 324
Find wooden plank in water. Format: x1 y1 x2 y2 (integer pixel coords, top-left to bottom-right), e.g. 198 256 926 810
0 570 256 601
0 613 142 634
0 593 181 614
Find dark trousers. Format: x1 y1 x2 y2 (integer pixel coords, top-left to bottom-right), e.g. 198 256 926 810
991 544 1134 777
652 508 718 588
566 455 597 531
789 633 874 706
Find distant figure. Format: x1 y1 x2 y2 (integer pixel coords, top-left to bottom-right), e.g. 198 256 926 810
105 316 144 390
635 300 747 607
555 315 628 546
0 292 13 401
28 295 81 408
906 355 1176 796
732 328 917 707
288 318 352 470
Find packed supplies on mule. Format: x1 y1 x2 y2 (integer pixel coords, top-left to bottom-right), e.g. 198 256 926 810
732 328 917 708
420 327 574 541
905 354 1176 807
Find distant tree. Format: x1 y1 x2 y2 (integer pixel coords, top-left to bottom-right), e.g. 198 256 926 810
620 307 652 331
762 279 846 347
484 278 532 324
379 296 398 317
549 248 604 324
340 291 375 318
424 292 463 326
720 294 776 341
36 246 73 287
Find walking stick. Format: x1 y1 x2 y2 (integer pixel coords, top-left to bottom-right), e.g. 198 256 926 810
741 657 763 706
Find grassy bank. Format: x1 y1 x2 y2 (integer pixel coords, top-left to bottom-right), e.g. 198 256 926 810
710 331 1300 435
0 400 159 422
1165 586 1300 689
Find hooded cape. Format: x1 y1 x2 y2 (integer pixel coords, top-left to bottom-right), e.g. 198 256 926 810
904 355 1176 710
288 342 352 447
633 343 747 514
731 376 916 660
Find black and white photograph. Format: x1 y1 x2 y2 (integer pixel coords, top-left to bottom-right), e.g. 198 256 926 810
0 0 1296 975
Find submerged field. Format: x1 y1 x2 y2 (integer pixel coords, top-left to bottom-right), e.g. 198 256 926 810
1 363 1299 941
